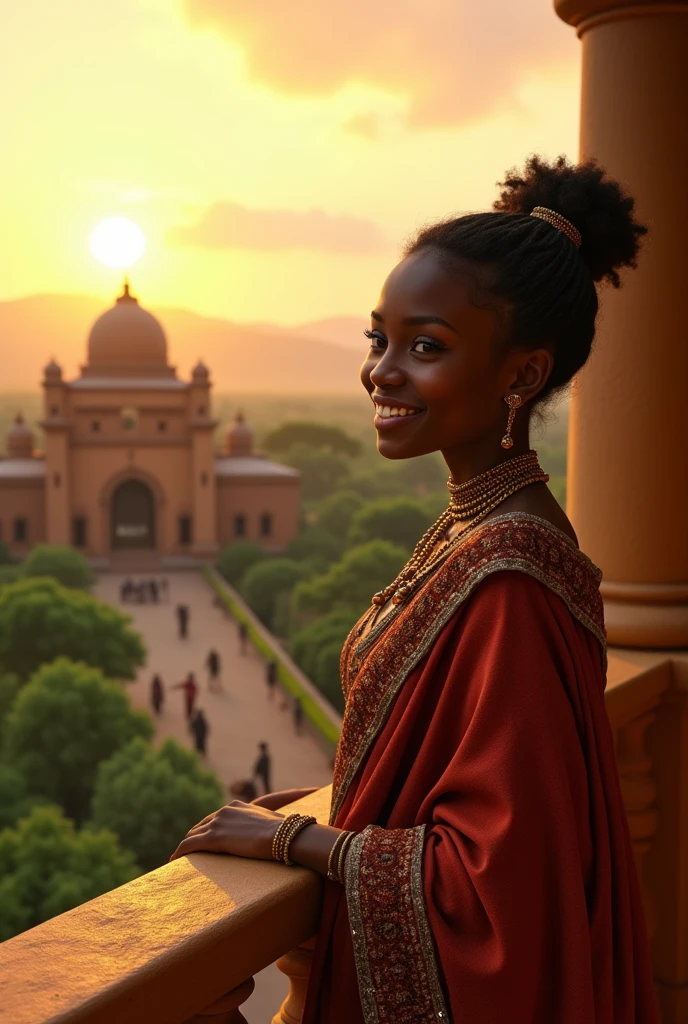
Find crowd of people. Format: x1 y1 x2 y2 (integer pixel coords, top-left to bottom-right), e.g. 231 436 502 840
130 588 306 796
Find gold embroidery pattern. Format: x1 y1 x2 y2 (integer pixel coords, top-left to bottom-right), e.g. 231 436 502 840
345 824 449 1024
330 514 605 824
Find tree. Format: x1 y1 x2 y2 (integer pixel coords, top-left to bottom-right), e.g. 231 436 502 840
0 577 146 680
262 421 362 458
348 497 432 554
21 544 94 589
286 525 343 567
0 565 20 587
292 540 407 618
217 541 266 588
240 558 305 631
91 738 224 872
0 764 51 831
0 805 138 941
4 658 154 823
316 489 365 538
0 672 21 734
275 443 351 501
289 608 360 681
313 642 346 714
0 541 13 564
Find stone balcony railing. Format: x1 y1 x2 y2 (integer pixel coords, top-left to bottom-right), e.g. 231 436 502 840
1 654 687 1024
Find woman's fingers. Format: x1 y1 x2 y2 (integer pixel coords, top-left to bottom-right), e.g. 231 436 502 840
191 810 219 830
169 830 214 861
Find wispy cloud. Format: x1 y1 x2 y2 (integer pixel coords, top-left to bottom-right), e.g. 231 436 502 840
170 202 389 252
184 0 577 127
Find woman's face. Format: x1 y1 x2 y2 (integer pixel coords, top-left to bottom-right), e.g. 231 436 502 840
360 248 516 462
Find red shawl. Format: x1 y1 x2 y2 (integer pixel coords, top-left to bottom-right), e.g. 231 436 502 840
302 513 658 1024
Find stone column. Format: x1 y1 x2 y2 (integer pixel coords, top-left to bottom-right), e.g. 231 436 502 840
555 0 688 647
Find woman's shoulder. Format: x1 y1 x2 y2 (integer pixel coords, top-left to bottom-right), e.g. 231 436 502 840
437 512 605 649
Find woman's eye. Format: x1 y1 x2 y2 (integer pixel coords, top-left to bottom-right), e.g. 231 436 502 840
363 329 386 348
411 337 443 354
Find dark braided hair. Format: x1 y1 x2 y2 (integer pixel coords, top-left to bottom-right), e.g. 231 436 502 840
405 154 647 409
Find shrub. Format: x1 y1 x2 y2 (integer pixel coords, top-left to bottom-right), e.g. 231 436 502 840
217 541 266 587
21 544 94 589
240 558 305 631
348 497 432 553
292 540 407 618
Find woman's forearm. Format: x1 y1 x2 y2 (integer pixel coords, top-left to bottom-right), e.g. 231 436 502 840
288 822 345 877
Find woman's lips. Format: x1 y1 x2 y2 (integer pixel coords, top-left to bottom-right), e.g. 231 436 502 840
373 402 425 430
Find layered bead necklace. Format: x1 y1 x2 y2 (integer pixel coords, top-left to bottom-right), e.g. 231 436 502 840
372 449 549 608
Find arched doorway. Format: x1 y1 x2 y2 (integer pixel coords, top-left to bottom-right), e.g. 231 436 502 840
111 480 155 550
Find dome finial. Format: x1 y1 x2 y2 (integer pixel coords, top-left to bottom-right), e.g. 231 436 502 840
117 277 138 305
6 411 35 459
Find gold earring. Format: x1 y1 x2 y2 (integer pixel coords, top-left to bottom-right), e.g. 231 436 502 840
501 394 522 449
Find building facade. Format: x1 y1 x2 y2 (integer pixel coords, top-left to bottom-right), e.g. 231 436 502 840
0 284 300 564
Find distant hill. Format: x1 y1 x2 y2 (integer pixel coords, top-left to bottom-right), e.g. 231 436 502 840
0 294 365 393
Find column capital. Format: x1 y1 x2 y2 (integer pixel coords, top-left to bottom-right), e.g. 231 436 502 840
555 0 688 32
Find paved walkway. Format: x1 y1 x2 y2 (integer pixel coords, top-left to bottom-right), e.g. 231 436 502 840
95 570 335 1023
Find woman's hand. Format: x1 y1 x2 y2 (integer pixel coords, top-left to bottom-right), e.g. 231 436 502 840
251 787 319 811
169 801 284 863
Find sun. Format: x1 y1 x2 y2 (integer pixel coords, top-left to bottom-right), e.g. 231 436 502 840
89 217 146 269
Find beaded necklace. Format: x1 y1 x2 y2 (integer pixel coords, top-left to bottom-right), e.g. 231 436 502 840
371 449 548 608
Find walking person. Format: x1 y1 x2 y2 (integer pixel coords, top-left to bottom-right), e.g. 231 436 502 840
160 578 169 603
265 658 277 700
176 603 189 639
293 695 303 736
149 578 159 604
252 742 272 795
172 672 198 721
150 674 164 716
171 156 658 1023
190 709 209 757
205 649 222 692
238 621 249 655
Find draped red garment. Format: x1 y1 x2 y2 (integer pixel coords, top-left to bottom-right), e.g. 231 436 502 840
302 518 659 1023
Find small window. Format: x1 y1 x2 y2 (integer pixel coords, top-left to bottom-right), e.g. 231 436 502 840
121 406 138 431
197 406 205 416
234 514 246 538
51 405 59 416
53 472 61 488
157 420 167 432
260 512 273 537
200 471 208 486
72 517 87 548
13 518 27 543
179 515 192 545
91 420 101 433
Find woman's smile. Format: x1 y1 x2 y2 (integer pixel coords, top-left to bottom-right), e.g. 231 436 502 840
372 394 426 430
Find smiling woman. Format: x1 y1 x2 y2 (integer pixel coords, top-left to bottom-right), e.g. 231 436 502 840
170 154 658 1024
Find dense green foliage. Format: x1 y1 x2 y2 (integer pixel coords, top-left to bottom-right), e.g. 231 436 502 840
21 544 94 589
292 540 407 618
0 764 50 831
0 577 145 679
285 525 343 569
348 497 432 553
0 806 138 942
4 659 153 823
91 738 224 872
275 443 352 501
0 542 14 565
0 672 21 732
240 558 306 632
217 541 266 587
316 489 366 538
263 421 362 458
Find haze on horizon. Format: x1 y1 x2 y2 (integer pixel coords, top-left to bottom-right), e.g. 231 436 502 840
1 0 580 351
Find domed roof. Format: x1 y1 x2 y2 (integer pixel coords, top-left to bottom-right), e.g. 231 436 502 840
6 413 35 459
226 411 254 456
191 359 209 381
43 358 63 383
84 282 173 377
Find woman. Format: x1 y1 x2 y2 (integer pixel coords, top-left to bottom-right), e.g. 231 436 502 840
170 155 659 1022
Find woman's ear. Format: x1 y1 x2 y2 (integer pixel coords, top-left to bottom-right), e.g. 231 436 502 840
508 347 554 403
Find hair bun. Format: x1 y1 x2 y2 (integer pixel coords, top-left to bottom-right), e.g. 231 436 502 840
492 153 647 288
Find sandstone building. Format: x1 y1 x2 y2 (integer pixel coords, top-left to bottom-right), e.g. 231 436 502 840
0 284 300 564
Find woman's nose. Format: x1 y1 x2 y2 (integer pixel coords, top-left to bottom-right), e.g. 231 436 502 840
369 352 405 388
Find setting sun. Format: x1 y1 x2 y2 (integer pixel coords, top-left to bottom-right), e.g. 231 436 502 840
89 217 146 270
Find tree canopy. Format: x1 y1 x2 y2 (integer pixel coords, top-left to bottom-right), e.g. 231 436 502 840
91 737 224 872
274 443 352 502
0 577 146 680
262 421 362 458
240 558 306 631
21 544 94 589
285 525 343 567
292 540 407 618
4 658 153 823
0 805 138 941
315 489 366 538
348 496 432 553
217 541 266 588
0 764 51 832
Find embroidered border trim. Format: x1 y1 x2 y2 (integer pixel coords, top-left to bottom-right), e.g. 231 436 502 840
345 824 449 1024
330 514 606 824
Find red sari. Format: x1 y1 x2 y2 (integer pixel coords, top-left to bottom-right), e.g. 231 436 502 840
302 512 659 1024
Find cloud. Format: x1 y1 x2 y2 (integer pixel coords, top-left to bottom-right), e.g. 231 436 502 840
170 202 389 252
183 0 577 127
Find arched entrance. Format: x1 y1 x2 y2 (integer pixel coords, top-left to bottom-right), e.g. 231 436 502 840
111 480 155 550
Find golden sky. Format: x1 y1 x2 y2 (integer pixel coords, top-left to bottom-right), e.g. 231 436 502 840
1 0 581 326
